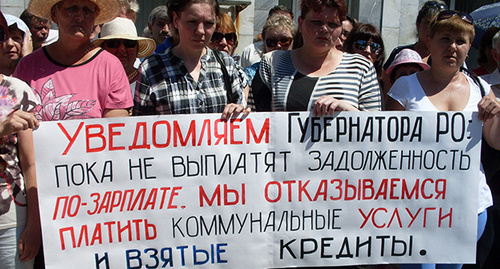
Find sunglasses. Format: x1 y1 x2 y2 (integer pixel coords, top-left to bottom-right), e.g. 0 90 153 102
0 29 4 43
265 37 293 48
423 1 449 11
354 40 382 55
211 32 237 45
104 39 138 49
436 10 474 25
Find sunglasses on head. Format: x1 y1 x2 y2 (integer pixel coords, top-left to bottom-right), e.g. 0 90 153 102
265 37 293 48
423 1 449 11
354 40 382 55
436 10 474 25
105 39 138 49
211 32 237 45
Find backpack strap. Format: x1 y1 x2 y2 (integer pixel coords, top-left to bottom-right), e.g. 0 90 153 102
462 66 486 97
212 50 235 104
471 74 486 97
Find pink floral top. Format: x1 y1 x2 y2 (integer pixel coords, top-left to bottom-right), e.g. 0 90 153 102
0 76 39 229
14 47 133 121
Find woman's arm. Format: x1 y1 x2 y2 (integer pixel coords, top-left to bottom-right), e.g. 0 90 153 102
21 29 33 57
384 96 405 111
221 54 252 119
312 95 359 116
17 129 41 261
221 104 251 119
479 91 500 150
0 110 39 136
103 108 130 118
244 85 250 102
358 62 383 111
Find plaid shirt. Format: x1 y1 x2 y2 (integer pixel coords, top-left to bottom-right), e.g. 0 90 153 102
133 48 247 115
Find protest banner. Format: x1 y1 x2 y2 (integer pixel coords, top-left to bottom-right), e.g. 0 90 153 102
33 111 482 268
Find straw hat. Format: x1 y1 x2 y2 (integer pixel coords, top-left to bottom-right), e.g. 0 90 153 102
385 48 430 77
92 17 155 58
27 0 120 25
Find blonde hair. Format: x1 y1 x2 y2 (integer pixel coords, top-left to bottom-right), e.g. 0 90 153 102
262 14 296 40
429 13 475 43
216 12 236 33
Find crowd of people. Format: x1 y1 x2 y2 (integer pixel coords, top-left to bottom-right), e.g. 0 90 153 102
0 0 499 268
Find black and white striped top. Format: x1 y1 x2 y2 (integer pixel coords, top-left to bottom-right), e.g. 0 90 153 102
255 50 382 112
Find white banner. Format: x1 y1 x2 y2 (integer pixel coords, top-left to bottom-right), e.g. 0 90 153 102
33 111 482 268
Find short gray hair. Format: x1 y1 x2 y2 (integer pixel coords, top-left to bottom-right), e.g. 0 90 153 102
148 6 169 25
118 0 140 13
130 1 139 12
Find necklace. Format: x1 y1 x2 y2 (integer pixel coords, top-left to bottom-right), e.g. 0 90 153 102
127 69 139 83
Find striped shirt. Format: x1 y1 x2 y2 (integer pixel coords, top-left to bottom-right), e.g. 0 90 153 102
256 50 382 111
133 47 247 115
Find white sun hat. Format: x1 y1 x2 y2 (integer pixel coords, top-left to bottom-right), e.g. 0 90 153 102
386 48 430 77
92 17 155 58
27 0 120 25
3 14 29 38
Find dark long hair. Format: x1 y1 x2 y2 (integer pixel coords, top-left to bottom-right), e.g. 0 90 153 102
344 23 385 77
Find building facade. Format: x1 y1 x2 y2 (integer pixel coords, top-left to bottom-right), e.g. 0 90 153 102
1 0 497 68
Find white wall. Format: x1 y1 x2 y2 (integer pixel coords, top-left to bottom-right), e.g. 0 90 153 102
381 0 421 58
235 1 255 55
0 0 30 16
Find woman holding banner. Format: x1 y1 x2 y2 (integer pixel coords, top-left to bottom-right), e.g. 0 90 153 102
14 0 133 121
386 10 500 269
250 0 381 114
0 11 41 269
133 0 249 119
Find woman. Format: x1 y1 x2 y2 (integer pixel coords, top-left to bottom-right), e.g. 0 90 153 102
0 11 41 269
244 14 296 85
240 6 294 69
93 17 155 96
384 0 448 69
208 12 238 58
473 26 500 76
14 0 133 121
252 0 381 114
382 1 448 94
336 14 356 51
386 10 500 269
0 14 30 76
133 0 249 119
344 23 385 79
385 48 429 86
